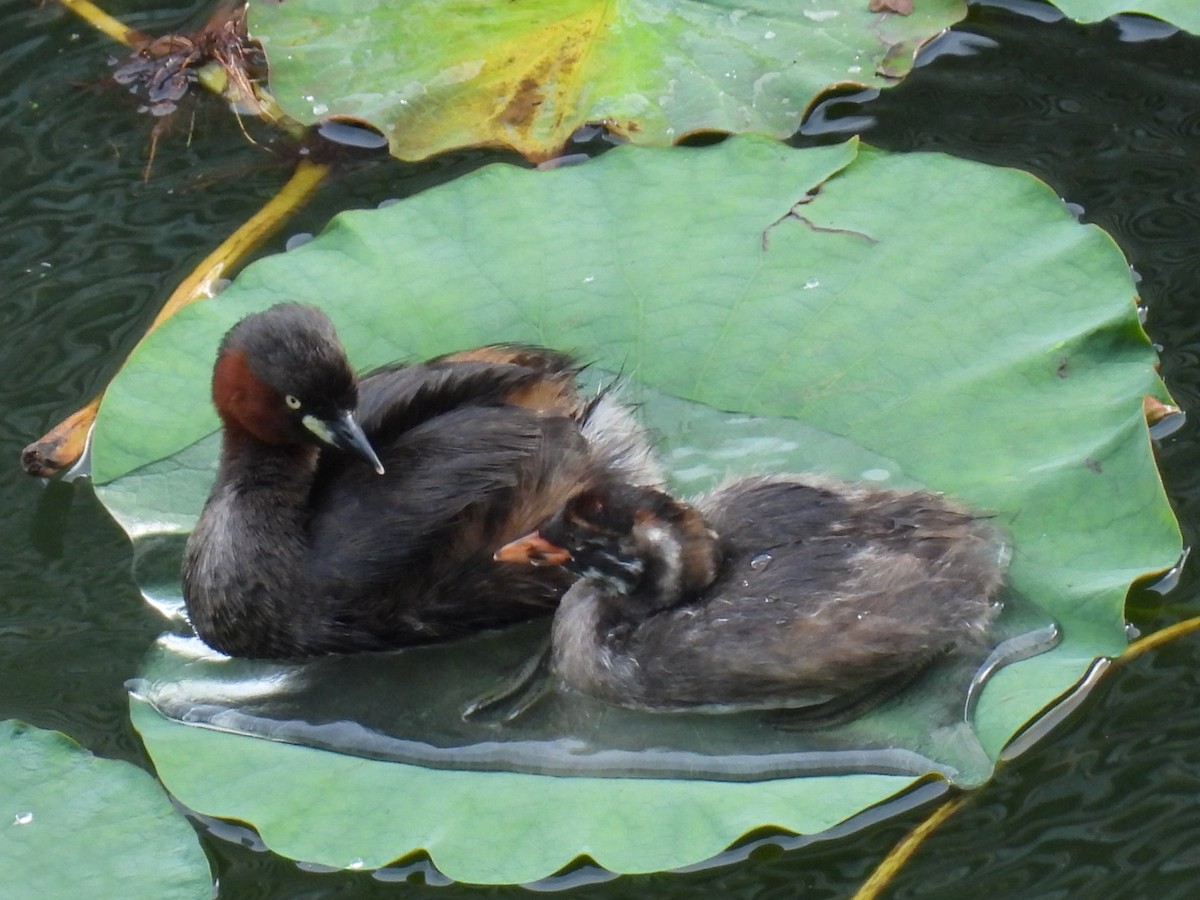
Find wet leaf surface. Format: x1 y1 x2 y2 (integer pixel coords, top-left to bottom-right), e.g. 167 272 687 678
93 137 1179 882
247 0 967 161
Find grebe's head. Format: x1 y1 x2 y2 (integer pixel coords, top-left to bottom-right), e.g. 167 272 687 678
211 303 383 473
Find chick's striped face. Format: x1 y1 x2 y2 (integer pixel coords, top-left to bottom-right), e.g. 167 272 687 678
542 489 646 590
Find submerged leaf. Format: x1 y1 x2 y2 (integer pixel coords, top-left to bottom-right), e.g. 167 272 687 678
94 137 1179 882
248 0 967 161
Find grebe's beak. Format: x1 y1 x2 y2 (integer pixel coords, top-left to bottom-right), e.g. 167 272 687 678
306 410 385 475
494 531 572 566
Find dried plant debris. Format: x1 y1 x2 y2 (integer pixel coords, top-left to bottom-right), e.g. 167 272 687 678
112 1 263 118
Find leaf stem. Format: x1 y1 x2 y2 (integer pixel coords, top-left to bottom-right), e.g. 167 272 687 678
1119 614 1200 664
57 0 148 48
22 159 332 477
848 610 1200 898
851 794 969 900
151 158 331 329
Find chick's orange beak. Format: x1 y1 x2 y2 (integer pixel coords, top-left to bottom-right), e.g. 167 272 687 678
494 531 572 567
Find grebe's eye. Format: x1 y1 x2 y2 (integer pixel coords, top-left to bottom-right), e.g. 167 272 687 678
285 394 302 410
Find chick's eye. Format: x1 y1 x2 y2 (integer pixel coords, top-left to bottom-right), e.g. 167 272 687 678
569 491 606 522
284 394 302 410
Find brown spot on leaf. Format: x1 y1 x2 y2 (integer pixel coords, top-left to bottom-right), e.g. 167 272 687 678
499 77 546 126
478 12 602 156
870 0 914 14
1085 458 1103 474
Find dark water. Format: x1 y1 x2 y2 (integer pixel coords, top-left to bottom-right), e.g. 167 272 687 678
4 0 1200 896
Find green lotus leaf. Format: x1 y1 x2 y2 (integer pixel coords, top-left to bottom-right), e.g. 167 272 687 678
247 0 967 161
93 136 1180 883
1053 1 1200 29
0 721 210 900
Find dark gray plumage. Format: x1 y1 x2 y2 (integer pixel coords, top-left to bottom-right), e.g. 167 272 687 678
182 303 661 659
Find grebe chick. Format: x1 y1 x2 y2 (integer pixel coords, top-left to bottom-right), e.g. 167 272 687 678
182 302 661 659
495 475 1007 714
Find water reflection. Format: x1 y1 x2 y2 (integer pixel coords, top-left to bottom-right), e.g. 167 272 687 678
130 586 1055 787
122 385 1060 786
